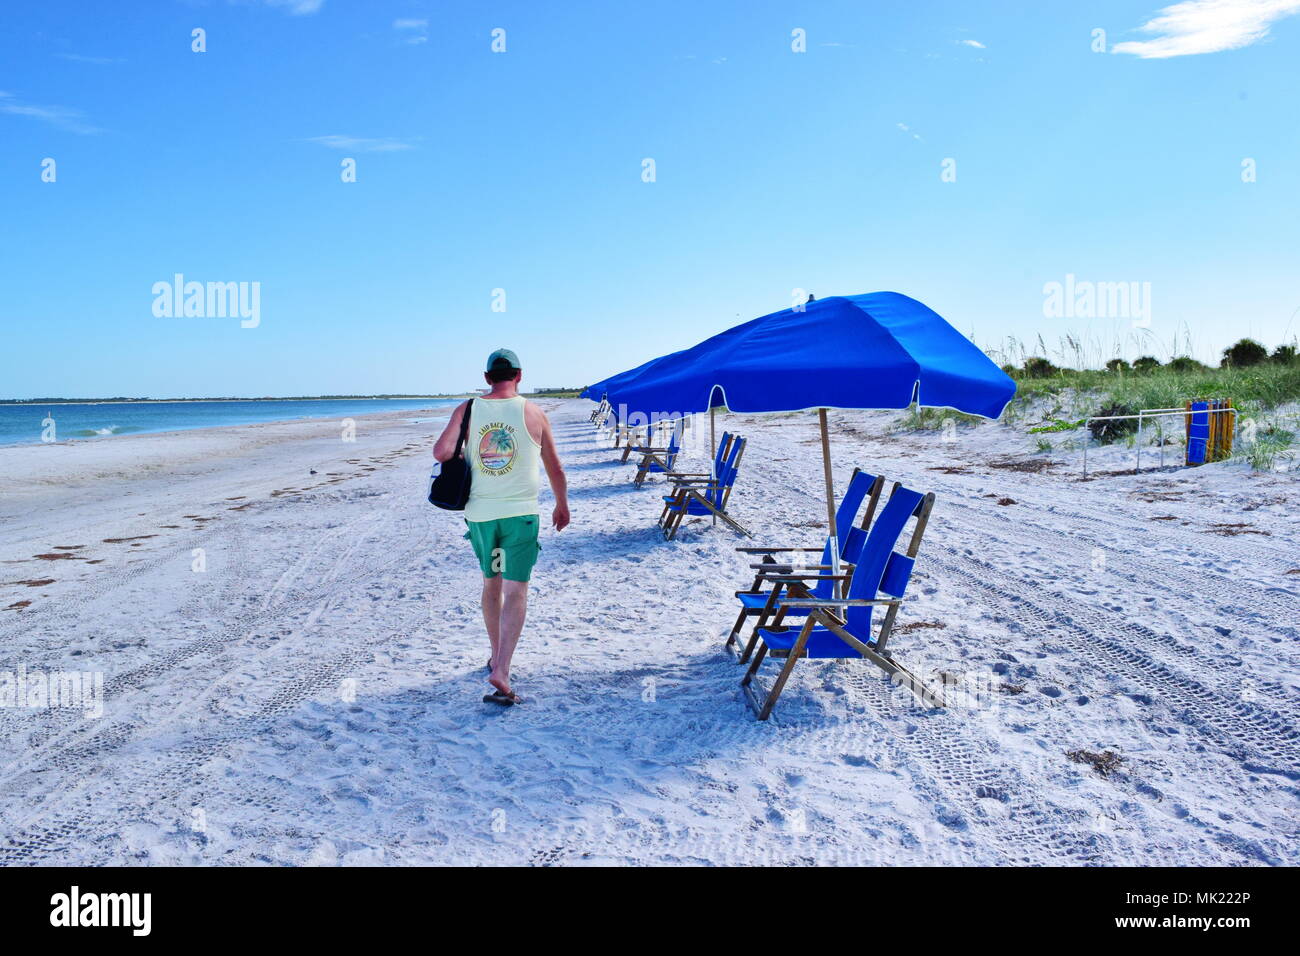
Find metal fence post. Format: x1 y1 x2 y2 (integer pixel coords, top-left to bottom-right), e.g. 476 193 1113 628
1135 412 1143 474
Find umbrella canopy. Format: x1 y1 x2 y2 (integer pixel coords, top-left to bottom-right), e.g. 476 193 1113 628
590 292 1015 420
580 353 675 413
585 292 1016 563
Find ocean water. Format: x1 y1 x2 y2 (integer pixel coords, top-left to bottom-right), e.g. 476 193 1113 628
0 398 460 447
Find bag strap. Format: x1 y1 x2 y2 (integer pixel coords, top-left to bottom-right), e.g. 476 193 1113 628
454 400 472 458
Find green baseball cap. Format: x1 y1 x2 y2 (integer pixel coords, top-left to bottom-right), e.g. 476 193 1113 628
486 347 520 372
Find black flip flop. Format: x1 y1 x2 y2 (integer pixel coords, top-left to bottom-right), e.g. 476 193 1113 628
482 689 521 706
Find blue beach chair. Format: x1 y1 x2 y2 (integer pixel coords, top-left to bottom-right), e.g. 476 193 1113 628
660 437 748 539
741 485 939 719
646 430 732 494
725 468 887 659
632 425 683 486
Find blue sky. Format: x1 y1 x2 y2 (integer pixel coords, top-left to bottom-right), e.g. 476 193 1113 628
1 0 1298 398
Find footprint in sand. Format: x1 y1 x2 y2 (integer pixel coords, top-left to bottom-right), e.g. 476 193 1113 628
4 600 33 611
33 553 84 561
102 535 158 544
12 579 56 588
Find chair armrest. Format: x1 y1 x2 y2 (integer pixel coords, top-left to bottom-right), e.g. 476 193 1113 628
777 597 902 608
769 573 852 583
748 563 837 571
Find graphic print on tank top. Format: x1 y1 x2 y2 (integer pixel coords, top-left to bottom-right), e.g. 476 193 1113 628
476 422 518 476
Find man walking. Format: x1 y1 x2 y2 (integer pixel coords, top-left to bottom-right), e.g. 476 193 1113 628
434 349 570 705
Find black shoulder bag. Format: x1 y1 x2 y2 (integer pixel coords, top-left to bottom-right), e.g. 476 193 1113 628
428 401 473 510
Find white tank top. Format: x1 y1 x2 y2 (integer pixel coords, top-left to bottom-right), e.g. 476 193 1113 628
465 396 542 522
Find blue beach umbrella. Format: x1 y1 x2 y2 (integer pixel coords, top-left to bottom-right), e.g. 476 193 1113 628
586 292 1016 544
580 352 679 410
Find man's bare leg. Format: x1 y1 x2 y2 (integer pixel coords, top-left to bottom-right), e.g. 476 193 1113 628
481 576 502 671
488 579 529 697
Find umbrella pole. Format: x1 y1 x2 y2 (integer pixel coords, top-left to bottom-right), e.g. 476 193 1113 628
819 408 841 596
711 406 717 526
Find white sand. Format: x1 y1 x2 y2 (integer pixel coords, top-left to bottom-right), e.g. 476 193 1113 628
0 400 1296 865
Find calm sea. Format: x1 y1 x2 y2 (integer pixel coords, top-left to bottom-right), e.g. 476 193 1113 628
0 398 461 447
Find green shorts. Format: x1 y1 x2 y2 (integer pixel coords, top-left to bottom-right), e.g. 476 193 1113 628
464 515 541 582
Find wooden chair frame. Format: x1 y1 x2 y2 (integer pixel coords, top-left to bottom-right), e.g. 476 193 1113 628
631 422 686 486
740 492 940 719
660 439 749 540
725 470 887 658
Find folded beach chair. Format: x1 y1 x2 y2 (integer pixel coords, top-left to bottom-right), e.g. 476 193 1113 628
1186 400 1210 465
590 399 611 424
740 485 939 719
631 425 683 486
725 468 887 658
659 436 748 540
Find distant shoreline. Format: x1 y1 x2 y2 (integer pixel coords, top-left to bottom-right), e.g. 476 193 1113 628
0 391 582 406
0 396 467 406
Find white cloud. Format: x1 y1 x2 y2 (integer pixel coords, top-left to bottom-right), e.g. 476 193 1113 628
393 17 429 44
56 53 125 65
960 39 986 48
1113 0 1300 58
261 0 324 14
306 135 414 152
0 91 101 134
896 122 923 141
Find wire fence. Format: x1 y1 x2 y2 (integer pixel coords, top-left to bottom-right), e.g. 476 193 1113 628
1080 406 1237 477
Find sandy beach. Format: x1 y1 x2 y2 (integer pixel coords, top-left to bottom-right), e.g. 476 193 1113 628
0 400 1297 865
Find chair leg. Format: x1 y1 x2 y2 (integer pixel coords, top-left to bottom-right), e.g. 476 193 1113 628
736 590 780 663
725 607 751 649
740 642 768 688
738 625 764 664
754 618 816 721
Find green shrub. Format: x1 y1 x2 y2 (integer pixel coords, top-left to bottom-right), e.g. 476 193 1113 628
1271 344 1298 366
895 405 984 431
1236 433 1294 471
1221 338 1269 369
1088 403 1138 443
1023 357 1060 378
